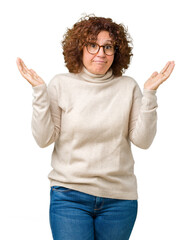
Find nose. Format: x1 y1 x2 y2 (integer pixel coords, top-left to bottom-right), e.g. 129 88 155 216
96 46 106 57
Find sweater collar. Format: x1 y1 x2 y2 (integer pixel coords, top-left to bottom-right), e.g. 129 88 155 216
78 66 114 83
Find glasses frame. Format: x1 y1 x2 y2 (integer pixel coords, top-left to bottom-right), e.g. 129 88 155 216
85 42 116 56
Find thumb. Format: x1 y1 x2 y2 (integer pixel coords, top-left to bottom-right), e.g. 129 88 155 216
150 71 158 78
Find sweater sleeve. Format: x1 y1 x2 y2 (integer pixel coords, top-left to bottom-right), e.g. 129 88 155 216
31 76 61 148
128 83 158 149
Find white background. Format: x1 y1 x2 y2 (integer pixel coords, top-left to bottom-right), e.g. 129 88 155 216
0 0 190 239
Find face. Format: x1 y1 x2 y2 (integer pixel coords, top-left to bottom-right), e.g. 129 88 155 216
82 31 114 75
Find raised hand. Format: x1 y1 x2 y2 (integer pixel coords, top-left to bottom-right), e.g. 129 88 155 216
144 61 175 90
16 57 45 87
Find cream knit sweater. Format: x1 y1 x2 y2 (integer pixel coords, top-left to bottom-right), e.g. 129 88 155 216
31 66 158 200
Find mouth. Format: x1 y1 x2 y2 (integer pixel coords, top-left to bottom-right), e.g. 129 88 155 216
93 61 107 64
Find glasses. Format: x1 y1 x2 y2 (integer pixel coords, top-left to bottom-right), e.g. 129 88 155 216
85 42 115 56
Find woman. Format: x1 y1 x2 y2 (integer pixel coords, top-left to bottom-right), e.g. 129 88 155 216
16 15 175 240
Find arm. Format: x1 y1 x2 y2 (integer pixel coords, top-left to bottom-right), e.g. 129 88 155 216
128 85 158 149
31 77 61 148
16 57 61 148
129 60 175 149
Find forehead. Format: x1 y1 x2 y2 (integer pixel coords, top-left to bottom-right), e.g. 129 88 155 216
87 31 113 43
97 31 111 39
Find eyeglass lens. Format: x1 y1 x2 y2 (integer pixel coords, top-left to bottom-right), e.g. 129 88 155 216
87 43 115 55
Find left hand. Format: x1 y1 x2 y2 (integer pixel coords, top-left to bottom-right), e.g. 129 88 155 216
144 61 175 90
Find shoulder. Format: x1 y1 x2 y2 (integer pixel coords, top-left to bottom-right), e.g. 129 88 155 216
116 75 140 88
48 72 73 87
116 75 142 98
49 72 71 82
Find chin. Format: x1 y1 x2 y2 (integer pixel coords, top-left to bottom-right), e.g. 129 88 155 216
91 66 109 75
84 63 110 75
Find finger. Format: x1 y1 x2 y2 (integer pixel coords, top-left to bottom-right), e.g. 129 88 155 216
17 59 38 79
17 59 27 77
18 58 30 74
160 61 171 74
150 71 158 78
166 62 175 75
30 69 38 76
17 59 33 81
16 58 23 71
16 58 42 86
20 59 30 74
162 62 175 79
29 69 38 81
17 58 28 75
30 69 42 80
29 69 44 85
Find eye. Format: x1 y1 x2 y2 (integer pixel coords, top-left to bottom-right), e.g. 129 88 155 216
89 43 97 48
104 45 113 50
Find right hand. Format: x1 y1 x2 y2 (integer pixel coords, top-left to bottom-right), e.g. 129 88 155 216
16 57 45 87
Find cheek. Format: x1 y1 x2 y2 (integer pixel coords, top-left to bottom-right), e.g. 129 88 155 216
82 47 93 65
108 56 114 66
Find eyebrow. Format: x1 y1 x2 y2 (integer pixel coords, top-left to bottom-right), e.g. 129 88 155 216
97 39 113 44
88 39 113 45
102 40 112 43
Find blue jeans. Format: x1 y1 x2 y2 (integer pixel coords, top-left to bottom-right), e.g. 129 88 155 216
49 186 138 240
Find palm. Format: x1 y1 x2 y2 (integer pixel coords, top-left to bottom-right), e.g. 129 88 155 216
16 57 45 87
144 61 175 90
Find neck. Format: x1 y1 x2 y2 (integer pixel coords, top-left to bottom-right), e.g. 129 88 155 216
77 66 114 83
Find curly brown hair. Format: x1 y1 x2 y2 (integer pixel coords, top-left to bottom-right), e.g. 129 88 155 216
61 14 133 76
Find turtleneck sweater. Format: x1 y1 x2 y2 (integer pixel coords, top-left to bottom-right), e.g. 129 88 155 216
31 67 158 200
